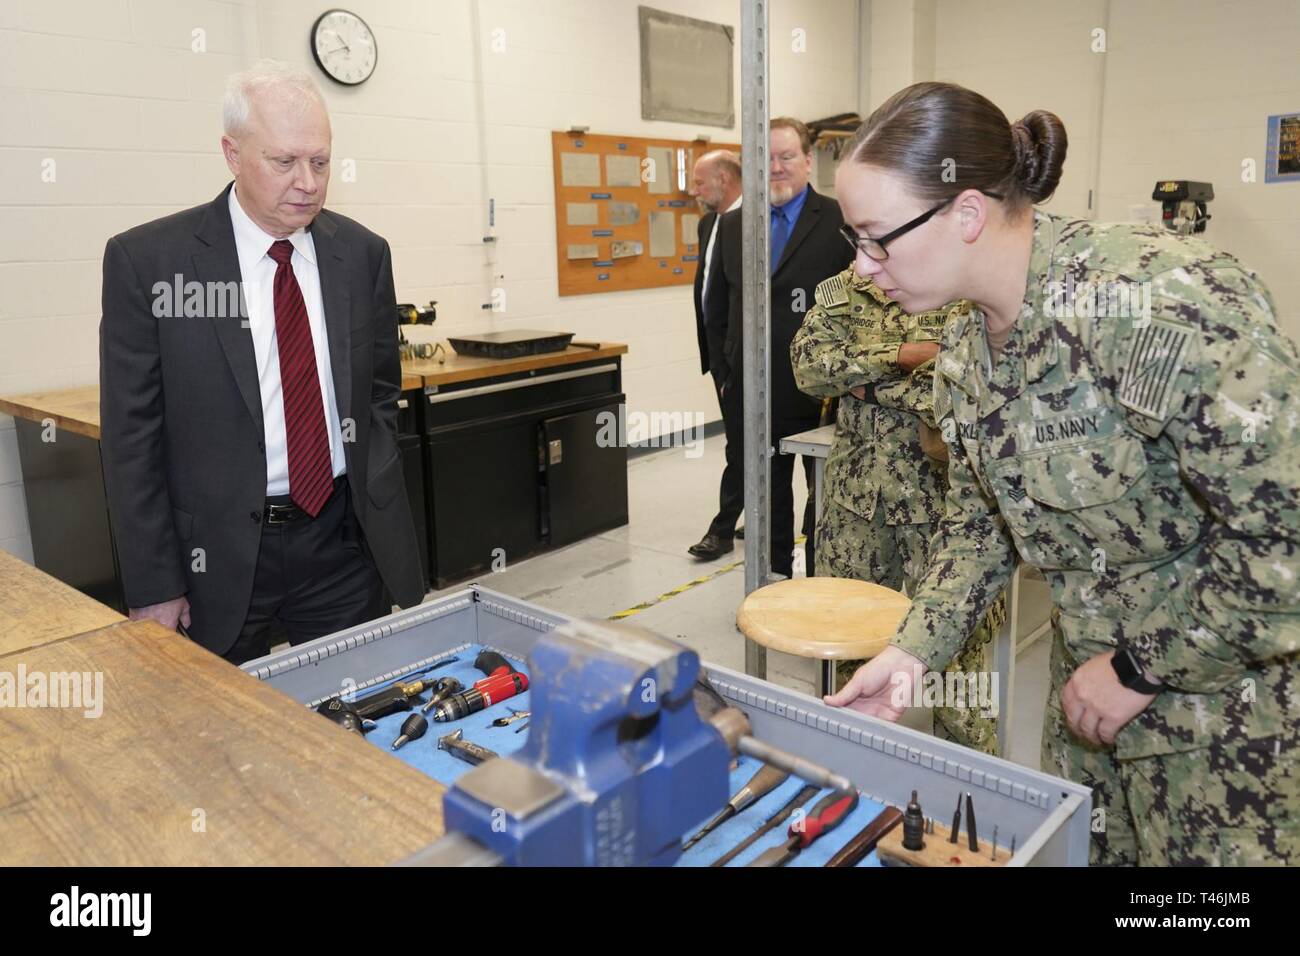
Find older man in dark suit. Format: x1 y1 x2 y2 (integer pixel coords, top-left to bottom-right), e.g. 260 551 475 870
99 60 424 664
708 118 854 577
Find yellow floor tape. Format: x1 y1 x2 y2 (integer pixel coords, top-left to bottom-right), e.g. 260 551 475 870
607 535 807 621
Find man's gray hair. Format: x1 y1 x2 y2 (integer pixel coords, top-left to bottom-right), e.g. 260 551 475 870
223 60 327 137
701 149 742 184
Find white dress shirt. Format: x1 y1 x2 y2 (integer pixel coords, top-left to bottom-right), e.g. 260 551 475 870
701 194 742 316
229 186 347 497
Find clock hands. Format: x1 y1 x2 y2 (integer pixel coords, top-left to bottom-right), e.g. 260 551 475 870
318 29 351 57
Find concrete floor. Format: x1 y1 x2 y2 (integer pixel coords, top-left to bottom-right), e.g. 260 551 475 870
428 434 1054 771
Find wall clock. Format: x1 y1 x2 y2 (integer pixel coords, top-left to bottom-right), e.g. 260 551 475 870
311 9 377 86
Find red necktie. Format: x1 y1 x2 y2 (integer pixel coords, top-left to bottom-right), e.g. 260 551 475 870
268 239 333 516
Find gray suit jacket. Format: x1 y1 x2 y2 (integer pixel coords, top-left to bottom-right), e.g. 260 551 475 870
99 182 424 654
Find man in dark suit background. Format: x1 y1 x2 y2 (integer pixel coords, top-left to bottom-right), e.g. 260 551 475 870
687 150 744 560
708 118 854 578
100 60 425 664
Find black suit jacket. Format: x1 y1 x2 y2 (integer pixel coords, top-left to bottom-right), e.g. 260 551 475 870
715 187 854 433
99 183 425 654
692 211 729 376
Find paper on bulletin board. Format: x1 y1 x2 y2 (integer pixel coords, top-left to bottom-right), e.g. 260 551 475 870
561 152 602 187
608 201 640 226
649 211 676 256
567 244 600 259
680 212 700 245
611 239 643 259
1265 113 1300 183
645 146 674 194
606 154 642 187
566 202 599 225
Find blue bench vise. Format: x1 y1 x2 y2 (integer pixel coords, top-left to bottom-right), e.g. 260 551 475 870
432 619 744 866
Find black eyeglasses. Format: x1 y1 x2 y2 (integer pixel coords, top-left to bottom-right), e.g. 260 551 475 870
840 191 1004 261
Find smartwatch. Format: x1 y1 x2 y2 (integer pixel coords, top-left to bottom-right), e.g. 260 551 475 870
1111 646 1163 694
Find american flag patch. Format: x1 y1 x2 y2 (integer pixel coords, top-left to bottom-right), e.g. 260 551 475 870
815 274 849 308
1118 318 1194 420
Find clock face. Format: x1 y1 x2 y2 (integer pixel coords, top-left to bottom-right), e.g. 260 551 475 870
311 9 377 86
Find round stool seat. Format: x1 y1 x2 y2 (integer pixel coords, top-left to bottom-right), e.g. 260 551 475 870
736 577 911 662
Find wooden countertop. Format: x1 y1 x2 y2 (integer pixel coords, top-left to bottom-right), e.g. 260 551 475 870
0 547 125 657
0 385 101 441
0 618 448 865
0 344 626 438
404 341 628 388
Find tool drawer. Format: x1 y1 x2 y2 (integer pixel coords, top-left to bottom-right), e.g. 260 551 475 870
242 586 1092 866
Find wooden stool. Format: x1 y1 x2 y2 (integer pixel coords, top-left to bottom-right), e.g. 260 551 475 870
736 578 911 697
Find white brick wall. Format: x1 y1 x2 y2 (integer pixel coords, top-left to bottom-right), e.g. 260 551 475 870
877 0 1300 338
932 0 1108 221
1094 0 1300 335
0 0 862 561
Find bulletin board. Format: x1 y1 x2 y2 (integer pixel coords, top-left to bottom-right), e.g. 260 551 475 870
551 131 741 296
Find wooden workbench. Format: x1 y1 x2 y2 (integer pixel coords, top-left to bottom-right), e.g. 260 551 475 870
0 337 630 601
404 341 628 388
0 617 448 865
0 547 125 657
0 375 423 442
0 345 630 436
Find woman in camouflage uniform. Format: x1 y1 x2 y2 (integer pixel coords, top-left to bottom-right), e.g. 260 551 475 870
826 82 1299 865
790 270 1004 754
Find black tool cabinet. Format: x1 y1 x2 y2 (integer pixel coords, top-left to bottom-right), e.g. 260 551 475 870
412 355 629 589
12 418 124 611
5 353 629 606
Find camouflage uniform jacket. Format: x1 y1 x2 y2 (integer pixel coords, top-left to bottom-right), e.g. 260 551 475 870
894 211 1300 760
791 268 963 525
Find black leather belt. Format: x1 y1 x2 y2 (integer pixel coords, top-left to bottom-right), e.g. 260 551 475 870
263 476 344 525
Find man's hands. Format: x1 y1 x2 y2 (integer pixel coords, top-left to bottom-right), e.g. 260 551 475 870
897 341 940 372
129 595 191 633
1060 651 1157 746
824 645 926 720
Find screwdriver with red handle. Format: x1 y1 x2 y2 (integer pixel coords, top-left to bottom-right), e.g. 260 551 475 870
747 789 860 867
430 650 529 722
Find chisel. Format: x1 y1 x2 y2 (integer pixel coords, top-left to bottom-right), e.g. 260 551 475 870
682 764 789 850
710 784 819 867
824 806 904 868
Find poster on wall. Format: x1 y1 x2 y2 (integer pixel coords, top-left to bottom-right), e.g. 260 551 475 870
1265 113 1300 183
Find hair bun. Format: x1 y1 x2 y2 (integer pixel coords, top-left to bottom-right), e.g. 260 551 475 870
1011 111 1067 204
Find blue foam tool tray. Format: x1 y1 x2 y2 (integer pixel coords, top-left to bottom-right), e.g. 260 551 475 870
329 644 887 868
